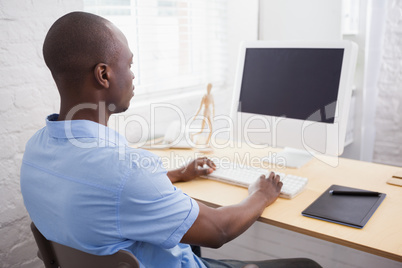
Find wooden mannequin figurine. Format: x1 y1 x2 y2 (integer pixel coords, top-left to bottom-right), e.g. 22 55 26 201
191 83 215 146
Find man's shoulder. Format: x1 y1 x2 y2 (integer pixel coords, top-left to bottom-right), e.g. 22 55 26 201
23 127 48 155
123 147 164 172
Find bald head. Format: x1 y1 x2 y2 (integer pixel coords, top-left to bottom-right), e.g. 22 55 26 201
44 12 135 123
43 11 119 83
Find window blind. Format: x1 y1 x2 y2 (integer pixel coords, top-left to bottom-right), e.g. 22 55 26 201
84 0 228 99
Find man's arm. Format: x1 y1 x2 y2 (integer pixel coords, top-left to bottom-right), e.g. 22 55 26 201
167 157 282 248
181 173 282 248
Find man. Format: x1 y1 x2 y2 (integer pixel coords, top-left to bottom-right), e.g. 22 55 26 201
20 12 321 268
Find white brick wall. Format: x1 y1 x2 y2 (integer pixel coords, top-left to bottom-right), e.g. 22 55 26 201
373 0 402 167
0 1 82 267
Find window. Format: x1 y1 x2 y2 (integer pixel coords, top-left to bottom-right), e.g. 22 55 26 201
84 0 228 100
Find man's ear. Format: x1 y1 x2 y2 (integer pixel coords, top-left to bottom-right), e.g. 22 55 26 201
94 63 111 88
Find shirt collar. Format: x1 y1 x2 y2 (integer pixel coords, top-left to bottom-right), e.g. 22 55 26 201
46 114 128 146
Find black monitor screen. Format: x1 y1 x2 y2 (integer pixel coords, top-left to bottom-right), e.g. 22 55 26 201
239 48 344 123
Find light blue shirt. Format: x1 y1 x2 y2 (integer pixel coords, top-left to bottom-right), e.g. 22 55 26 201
21 114 206 268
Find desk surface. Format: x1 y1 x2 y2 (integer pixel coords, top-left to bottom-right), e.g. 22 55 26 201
146 144 402 262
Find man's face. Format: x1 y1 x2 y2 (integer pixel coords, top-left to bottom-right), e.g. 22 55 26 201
107 27 135 114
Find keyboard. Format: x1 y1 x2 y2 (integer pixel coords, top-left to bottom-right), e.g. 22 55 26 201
203 163 308 199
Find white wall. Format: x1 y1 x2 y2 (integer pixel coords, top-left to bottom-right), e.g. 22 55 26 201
373 0 402 166
0 1 82 267
226 0 259 87
259 0 342 40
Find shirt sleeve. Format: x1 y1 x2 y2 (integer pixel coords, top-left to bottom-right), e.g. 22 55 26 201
118 150 199 249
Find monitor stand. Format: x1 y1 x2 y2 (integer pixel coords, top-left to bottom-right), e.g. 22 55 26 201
264 147 313 169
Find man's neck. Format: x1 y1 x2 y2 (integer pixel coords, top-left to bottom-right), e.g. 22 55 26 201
58 101 111 126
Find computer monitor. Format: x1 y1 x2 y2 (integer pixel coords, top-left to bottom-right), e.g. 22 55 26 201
231 40 358 168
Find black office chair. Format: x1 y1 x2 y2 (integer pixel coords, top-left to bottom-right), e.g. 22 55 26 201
30 222 140 268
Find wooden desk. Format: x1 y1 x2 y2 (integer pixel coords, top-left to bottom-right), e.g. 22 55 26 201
148 144 402 262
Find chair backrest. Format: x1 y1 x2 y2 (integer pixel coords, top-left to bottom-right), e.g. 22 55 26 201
30 222 140 268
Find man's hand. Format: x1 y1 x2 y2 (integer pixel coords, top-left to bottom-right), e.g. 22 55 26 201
167 157 216 183
248 172 283 207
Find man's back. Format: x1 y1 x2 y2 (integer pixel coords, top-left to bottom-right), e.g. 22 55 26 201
21 115 205 267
